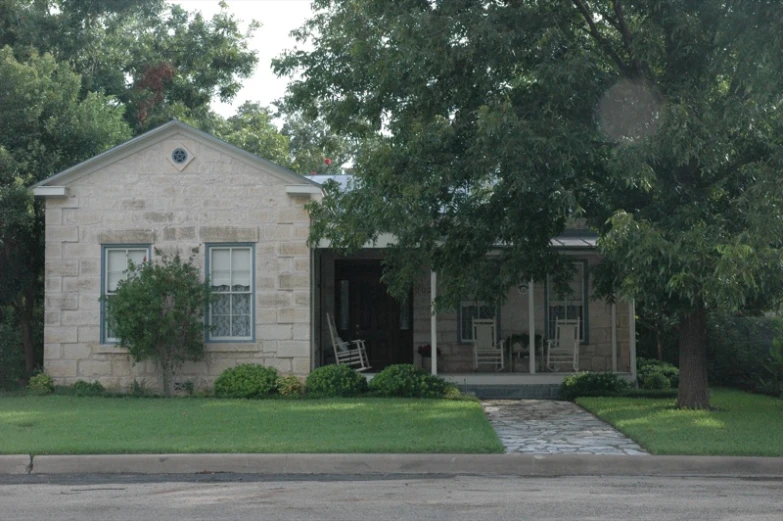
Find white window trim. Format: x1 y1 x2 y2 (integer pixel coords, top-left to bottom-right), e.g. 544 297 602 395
546 261 588 343
207 245 254 342
459 300 498 343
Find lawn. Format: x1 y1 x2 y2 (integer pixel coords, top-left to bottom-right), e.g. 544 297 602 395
0 396 503 455
577 388 783 456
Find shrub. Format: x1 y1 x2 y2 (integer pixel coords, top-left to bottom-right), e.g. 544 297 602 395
72 380 105 396
278 375 304 397
306 364 367 397
707 315 781 392
560 372 630 400
214 364 279 399
28 372 54 395
637 358 679 388
369 364 449 398
443 383 463 399
129 378 152 397
640 371 671 390
104 250 211 396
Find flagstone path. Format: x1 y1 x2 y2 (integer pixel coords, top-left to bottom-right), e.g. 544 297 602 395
482 400 648 455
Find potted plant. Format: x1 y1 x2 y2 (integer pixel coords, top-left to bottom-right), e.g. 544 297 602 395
417 344 442 372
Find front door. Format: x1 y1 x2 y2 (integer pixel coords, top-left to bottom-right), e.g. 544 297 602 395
335 260 413 371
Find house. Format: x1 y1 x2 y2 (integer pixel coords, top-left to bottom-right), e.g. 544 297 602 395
33 121 637 394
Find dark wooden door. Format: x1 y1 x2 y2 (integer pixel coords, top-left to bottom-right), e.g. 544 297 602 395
336 261 413 370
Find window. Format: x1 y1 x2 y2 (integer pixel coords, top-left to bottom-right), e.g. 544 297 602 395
546 261 588 342
207 245 254 341
459 301 497 343
102 245 151 343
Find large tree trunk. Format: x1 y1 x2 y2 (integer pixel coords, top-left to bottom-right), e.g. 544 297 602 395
677 301 710 409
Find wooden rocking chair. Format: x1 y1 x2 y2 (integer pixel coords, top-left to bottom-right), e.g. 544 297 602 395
546 318 580 372
326 313 371 372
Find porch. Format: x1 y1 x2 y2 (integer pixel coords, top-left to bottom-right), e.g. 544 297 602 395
312 244 637 385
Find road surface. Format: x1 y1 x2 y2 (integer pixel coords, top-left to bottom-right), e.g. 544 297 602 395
1 473 781 520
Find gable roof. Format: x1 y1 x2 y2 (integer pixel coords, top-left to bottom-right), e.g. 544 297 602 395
33 119 320 189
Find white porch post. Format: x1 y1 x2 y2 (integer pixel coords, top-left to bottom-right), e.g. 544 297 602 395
629 299 637 380
430 270 438 375
528 280 536 375
611 302 617 372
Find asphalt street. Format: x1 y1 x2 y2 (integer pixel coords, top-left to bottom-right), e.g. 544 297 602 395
1 473 781 520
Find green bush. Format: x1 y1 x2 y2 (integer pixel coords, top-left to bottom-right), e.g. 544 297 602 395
443 383 464 399
369 364 449 398
640 371 671 390
71 380 105 396
707 315 780 392
28 372 54 395
0 312 25 390
306 364 367 397
277 375 304 397
214 364 279 399
560 372 630 400
637 358 679 389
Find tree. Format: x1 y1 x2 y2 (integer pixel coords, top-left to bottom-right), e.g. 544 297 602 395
280 110 353 175
213 102 291 167
275 1 783 408
105 250 211 396
0 47 130 375
0 0 258 131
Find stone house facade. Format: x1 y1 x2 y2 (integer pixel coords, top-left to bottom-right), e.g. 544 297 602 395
34 121 636 392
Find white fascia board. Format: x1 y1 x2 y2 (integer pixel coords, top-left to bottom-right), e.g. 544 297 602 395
286 185 323 195
316 233 398 249
33 186 68 197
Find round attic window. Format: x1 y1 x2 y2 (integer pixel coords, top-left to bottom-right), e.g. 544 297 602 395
171 148 188 164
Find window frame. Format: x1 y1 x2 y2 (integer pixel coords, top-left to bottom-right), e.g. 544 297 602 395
458 300 500 344
205 243 255 343
100 244 152 344
545 259 589 344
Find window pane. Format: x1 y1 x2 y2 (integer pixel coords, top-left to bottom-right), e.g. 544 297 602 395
212 315 231 338
127 249 147 267
232 315 251 338
231 248 251 289
232 294 251 315
212 294 231 316
211 249 231 289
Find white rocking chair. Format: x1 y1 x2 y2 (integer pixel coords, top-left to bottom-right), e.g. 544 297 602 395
473 319 504 371
326 313 371 372
547 318 580 372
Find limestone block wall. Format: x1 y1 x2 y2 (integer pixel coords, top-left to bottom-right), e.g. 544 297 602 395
43 132 314 391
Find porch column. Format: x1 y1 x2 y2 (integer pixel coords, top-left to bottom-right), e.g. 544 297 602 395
611 302 617 372
430 270 438 375
528 280 536 374
629 299 637 380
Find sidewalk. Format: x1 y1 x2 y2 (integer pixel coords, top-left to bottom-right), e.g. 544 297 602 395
2 453 782 477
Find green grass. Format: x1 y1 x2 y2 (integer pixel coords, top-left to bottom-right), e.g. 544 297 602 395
577 388 783 456
0 396 503 455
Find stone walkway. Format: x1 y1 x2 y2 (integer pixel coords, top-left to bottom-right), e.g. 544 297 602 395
482 400 648 455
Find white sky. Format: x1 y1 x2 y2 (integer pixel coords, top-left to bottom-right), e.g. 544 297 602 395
170 0 314 117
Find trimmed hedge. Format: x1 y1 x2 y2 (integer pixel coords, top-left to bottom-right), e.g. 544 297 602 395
306 364 367 397
369 364 449 398
637 358 679 389
560 372 630 400
214 364 279 398
277 375 304 397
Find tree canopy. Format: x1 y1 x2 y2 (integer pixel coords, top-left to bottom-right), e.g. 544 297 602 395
276 0 783 408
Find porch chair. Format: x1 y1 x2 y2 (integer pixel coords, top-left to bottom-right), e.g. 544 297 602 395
326 313 371 372
472 319 504 371
546 318 580 372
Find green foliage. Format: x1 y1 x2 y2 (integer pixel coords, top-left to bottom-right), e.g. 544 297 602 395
305 364 367 397
443 384 464 400
277 375 304 397
560 372 630 401
369 364 449 398
640 372 671 391
105 251 210 396
71 380 106 396
707 315 781 393
27 372 54 395
129 378 153 397
279 110 352 175
637 358 680 389
214 364 280 399
0 311 25 389
213 102 292 167
759 335 783 398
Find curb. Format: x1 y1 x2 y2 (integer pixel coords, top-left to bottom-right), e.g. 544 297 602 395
0 456 31 475
25 454 783 477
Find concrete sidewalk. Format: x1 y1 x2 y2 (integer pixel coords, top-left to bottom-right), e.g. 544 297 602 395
2 453 782 478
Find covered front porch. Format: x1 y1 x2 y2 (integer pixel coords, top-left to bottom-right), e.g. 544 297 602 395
312 242 638 387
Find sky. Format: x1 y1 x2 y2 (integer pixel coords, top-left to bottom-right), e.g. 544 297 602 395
170 0 314 117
